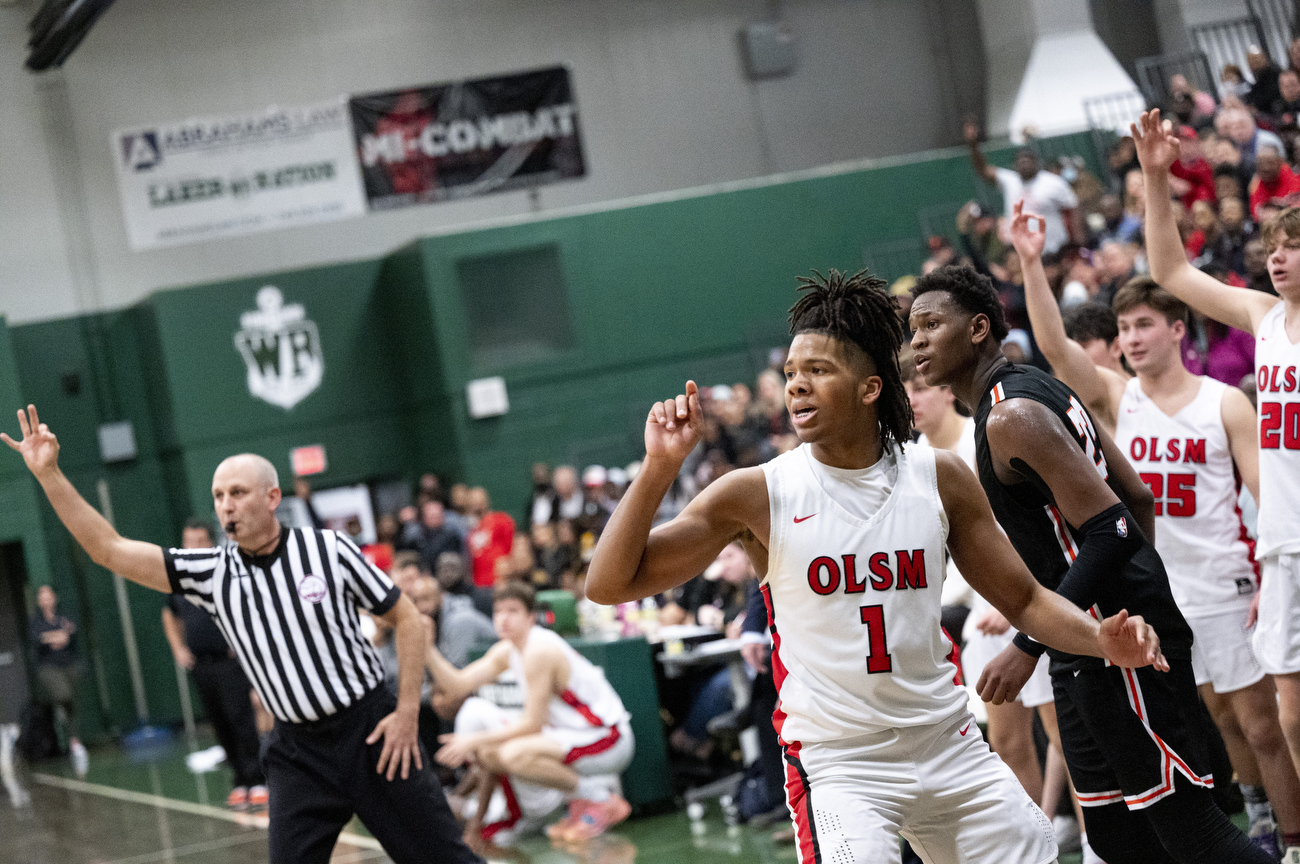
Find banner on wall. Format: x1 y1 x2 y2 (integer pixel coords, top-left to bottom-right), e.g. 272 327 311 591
111 98 367 250
349 66 585 210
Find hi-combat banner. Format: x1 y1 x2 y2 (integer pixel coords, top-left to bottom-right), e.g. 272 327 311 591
349 66 585 210
111 98 367 250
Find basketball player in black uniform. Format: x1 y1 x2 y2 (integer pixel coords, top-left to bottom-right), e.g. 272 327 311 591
909 265 1270 864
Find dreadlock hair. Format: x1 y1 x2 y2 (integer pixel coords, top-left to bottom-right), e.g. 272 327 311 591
787 269 913 449
911 264 1010 343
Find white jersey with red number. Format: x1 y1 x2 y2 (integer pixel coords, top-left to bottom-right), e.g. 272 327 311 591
1256 302 1300 558
760 441 965 745
507 626 629 730
1115 376 1257 615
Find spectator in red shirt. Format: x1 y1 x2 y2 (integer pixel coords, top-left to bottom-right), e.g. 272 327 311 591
1168 126 1216 211
1248 142 1300 220
466 487 516 588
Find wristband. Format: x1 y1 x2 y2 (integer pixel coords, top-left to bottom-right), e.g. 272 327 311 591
1013 631 1047 659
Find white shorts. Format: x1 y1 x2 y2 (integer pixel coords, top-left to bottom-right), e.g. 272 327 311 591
961 628 1053 708
1188 607 1265 693
548 720 634 776
1253 553 1300 675
783 711 1057 864
454 697 565 823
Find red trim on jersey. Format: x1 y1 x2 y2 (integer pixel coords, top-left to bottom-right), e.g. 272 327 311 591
942 626 963 686
481 775 523 839
563 725 622 765
1119 667 1213 809
991 382 1006 404
1045 504 1079 563
760 584 790 692
782 741 821 864
559 689 604 727
1232 468 1261 582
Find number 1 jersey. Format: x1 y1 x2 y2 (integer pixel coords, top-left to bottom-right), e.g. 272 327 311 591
760 441 966 745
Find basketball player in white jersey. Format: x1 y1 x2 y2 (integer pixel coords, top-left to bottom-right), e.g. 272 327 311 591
1137 110 1300 859
588 271 1166 864
905 365 1053 805
1013 202 1300 857
424 581 634 842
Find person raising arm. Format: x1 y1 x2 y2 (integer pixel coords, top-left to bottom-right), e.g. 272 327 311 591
1010 202 1129 436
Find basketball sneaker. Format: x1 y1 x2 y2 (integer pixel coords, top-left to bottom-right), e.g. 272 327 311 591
561 795 631 842
247 785 268 810
546 800 586 841
69 740 88 778
226 786 248 810
1250 818 1281 861
1282 845 1299 863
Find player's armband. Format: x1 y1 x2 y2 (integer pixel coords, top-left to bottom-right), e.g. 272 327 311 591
1054 502 1144 612
1012 632 1047 658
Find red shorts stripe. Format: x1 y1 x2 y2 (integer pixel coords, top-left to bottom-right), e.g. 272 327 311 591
782 741 820 864
481 775 523 839
560 689 605 727
563 725 621 765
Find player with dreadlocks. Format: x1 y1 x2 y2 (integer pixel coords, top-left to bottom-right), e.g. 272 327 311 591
589 269 1166 864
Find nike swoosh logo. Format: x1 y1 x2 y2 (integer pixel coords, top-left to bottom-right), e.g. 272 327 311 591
793 514 817 524
959 721 972 736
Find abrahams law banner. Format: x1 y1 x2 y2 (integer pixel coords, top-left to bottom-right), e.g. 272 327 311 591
349 66 585 210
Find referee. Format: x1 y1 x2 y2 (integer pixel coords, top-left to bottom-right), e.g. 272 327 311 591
3 406 482 864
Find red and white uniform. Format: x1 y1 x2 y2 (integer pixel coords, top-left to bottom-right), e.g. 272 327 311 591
761 442 1056 864
1252 303 1300 673
1115 376 1263 692
508 626 633 775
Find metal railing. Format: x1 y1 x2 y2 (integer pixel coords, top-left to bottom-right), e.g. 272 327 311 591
1134 50 1218 108
1249 0 1295 67
1190 15 1268 89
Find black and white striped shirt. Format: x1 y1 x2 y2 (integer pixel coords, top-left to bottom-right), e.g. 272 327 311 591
165 526 399 723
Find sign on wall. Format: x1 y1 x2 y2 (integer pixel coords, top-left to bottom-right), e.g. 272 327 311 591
349 66 585 211
234 286 324 410
111 98 367 250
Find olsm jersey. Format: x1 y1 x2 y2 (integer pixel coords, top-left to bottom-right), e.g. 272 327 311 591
1115 377 1257 616
974 364 1192 668
507 626 629 730
760 442 966 745
1255 302 1300 558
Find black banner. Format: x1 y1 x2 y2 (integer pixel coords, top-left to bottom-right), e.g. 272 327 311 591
349 66 585 210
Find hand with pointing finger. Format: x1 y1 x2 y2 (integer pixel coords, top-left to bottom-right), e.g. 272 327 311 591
645 381 703 466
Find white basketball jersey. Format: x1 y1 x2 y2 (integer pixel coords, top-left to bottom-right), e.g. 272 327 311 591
1115 377 1257 615
508 626 629 730
1255 302 1300 558
760 442 965 745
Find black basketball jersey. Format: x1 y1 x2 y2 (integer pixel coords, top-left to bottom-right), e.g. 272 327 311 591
973 363 1192 667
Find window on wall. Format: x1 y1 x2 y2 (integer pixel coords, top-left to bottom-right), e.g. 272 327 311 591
456 244 576 370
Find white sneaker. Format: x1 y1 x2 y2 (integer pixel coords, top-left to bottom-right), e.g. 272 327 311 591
1081 834 1106 864
1053 815 1082 853
70 741 88 778
1282 845 1300 864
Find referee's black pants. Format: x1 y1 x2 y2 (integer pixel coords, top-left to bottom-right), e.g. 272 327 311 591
190 654 264 789
261 687 482 864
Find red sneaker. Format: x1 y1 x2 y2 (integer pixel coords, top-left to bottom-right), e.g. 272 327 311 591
247 786 268 810
226 787 249 810
561 795 631 842
546 800 589 841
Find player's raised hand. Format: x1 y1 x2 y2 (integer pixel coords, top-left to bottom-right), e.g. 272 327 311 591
1007 201 1047 262
645 380 702 464
1 405 61 478
1130 109 1180 175
1098 609 1169 671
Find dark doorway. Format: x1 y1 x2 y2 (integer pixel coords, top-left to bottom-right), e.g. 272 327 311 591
0 543 31 725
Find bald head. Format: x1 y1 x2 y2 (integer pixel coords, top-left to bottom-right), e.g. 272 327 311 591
215 453 279 491
212 453 283 550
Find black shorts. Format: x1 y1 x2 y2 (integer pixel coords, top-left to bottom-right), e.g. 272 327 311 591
1053 659 1214 811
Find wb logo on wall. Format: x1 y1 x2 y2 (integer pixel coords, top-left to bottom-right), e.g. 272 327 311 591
234 286 324 410
121 132 162 171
